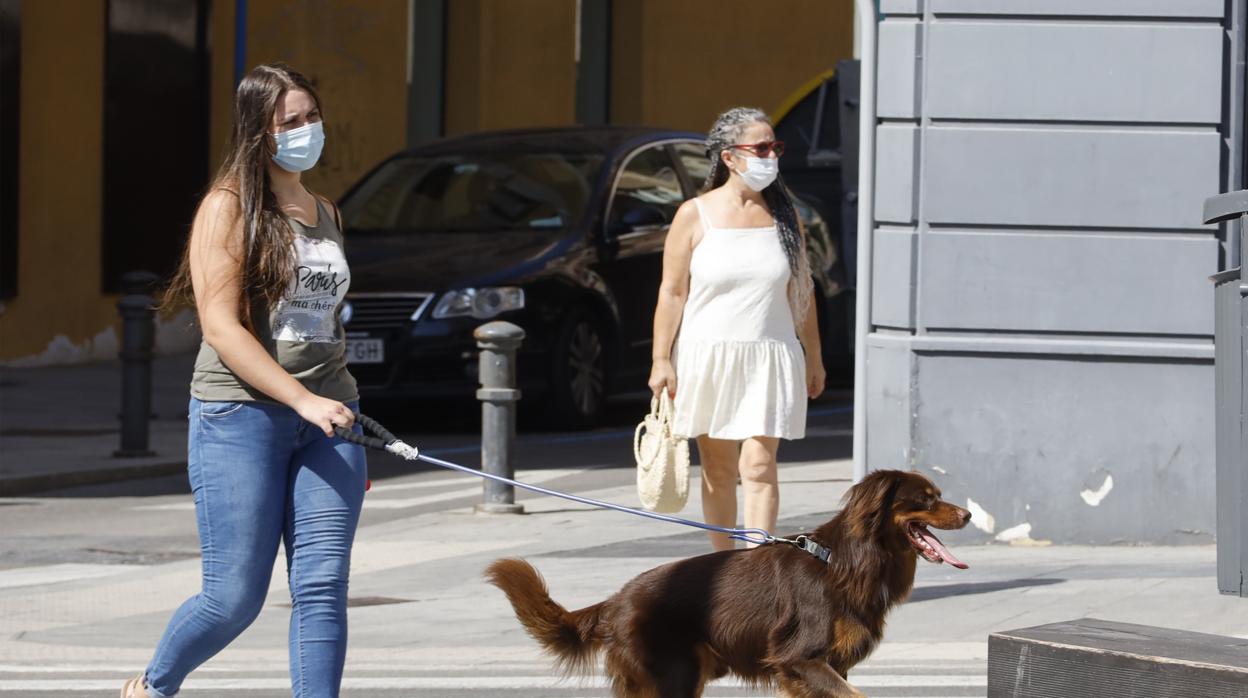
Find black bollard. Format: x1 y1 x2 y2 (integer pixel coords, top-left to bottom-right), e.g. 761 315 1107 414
473 321 525 514
114 271 159 458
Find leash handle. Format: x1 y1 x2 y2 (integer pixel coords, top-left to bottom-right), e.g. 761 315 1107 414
335 411 403 450
334 425 388 450
357 413 398 444
334 412 391 451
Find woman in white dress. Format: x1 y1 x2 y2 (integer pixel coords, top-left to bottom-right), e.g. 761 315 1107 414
649 107 826 551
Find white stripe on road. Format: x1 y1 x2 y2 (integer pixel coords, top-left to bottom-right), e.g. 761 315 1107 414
0 675 986 690
0 563 133 590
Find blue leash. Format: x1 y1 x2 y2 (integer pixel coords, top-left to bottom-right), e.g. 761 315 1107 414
335 413 776 546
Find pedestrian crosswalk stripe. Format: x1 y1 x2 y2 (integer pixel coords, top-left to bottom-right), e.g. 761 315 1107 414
0 563 133 590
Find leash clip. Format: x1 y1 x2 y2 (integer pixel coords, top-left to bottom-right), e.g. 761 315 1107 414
775 534 832 564
384 440 420 461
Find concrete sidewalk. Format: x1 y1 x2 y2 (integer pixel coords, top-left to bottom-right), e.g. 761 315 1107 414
0 354 198 496
1 458 1244 696
1 358 1244 694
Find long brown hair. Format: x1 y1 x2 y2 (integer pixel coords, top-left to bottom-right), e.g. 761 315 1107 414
162 63 323 329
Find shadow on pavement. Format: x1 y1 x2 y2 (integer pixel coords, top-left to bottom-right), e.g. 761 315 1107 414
907 577 1066 602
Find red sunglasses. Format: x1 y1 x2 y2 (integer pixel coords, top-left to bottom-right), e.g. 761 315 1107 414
729 140 785 157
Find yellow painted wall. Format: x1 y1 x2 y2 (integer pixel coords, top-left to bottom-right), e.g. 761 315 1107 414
444 0 577 135
1 1 116 361
244 0 409 199
209 0 237 178
1 0 853 363
613 0 854 132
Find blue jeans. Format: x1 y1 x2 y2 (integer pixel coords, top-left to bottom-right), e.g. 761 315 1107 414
145 398 367 697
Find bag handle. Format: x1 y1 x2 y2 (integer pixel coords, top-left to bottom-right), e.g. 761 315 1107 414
635 391 676 465
652 391 675 435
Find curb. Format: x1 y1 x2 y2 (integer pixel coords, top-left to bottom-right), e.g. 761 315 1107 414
0 460 188 496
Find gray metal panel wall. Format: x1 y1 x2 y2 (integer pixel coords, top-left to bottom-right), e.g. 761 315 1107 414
867 0 1226 543
912 352 1214 546
865 339 914 470
923 128 1219 229
1214 275 1247 594
921 232 1217 334
872 228 917 329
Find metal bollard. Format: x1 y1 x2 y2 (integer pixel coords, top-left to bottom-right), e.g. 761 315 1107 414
114 271 159 458
473 321 525 514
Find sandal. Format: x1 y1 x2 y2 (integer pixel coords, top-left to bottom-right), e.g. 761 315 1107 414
120 674 145 698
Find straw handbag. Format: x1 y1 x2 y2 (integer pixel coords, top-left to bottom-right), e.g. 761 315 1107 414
634 391 690 513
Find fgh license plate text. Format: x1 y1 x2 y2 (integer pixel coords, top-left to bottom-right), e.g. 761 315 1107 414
346 339 384 364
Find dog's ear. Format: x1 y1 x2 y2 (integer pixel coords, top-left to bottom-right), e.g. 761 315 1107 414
842 470 903 536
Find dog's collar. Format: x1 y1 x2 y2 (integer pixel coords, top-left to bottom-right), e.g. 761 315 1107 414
777 534 832 563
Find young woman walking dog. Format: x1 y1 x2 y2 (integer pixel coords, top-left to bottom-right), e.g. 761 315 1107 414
123 63 364 698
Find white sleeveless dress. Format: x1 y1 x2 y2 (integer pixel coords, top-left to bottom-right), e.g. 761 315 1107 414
671 198 806 440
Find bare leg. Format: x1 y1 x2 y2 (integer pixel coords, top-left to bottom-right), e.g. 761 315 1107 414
697 435 740 551
739 437 779 548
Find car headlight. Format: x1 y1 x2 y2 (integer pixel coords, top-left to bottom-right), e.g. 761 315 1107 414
432 287 525 320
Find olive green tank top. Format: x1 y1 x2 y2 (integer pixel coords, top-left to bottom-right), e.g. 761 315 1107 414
190 198 358 403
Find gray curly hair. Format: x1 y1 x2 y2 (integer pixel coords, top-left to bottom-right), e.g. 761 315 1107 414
703 106 813 323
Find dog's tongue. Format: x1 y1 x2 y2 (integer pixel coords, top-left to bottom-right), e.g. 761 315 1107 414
919 527 968 569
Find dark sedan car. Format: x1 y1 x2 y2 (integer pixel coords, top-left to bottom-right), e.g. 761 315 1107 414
338 126 849 427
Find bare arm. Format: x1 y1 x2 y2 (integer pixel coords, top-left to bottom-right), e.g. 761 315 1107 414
795 280 821 363
647 201 699 397
792 219 825 399
190 190 354 435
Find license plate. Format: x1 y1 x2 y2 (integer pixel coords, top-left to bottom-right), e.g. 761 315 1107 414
346 338 384 364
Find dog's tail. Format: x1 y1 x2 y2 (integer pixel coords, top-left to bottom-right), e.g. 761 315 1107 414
485 558 603 675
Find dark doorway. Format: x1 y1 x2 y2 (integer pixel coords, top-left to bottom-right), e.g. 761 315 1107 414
102 0 211 293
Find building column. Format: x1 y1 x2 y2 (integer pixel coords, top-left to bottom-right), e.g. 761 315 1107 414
575 0 610 125
407 0 445 146
443 0 577 135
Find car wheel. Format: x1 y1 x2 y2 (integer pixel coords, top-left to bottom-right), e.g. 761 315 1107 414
549 309 608 428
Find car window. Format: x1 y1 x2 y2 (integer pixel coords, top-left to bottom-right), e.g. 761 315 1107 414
341 150 604 233
673 142 713 192
608 144 683 232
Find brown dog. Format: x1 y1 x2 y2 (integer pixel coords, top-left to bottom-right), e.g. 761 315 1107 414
486 469 971 697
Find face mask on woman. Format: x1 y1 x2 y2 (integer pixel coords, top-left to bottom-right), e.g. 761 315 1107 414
733 155 778 192
271 121 325 173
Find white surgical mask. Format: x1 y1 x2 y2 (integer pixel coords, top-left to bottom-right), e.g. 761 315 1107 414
271 121 325 173
734 155 778 192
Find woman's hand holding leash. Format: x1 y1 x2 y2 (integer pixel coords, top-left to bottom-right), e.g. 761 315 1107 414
648 359 678 398
294 393 356 437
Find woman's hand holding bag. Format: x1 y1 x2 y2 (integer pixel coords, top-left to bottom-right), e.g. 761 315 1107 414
634 390 690 513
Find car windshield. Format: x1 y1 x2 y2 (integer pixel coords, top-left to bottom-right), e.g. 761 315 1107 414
341 150 605 233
